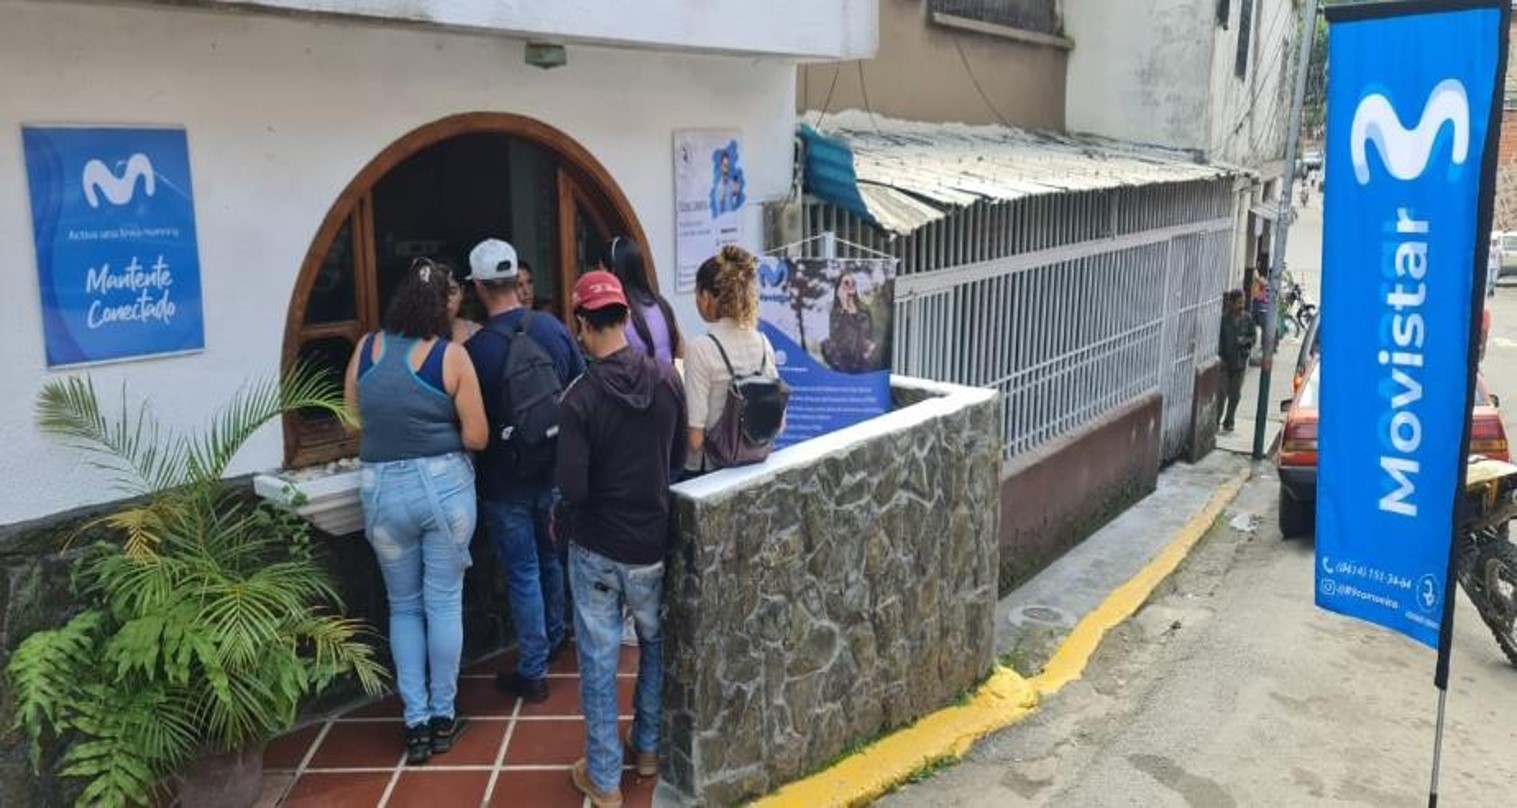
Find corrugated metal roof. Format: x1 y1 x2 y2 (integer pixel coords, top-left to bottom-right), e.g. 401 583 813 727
806 110 1246 234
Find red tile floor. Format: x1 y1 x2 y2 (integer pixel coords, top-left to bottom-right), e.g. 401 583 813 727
258 646 656 808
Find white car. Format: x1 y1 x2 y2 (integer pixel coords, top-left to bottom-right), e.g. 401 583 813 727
1501 231 1517 279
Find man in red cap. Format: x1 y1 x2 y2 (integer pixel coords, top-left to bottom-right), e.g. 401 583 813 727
556 270 687 807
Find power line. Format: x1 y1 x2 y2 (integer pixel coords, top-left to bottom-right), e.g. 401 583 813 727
1231 2 1295 125
813 63 843 130
951 33 1015 129
857 60 881 133
1227 2 1298 137
1246 38 1294 152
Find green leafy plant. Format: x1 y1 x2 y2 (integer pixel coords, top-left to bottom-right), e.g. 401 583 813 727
6 368 386 808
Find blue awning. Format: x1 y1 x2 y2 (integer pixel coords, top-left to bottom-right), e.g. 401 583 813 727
798 123 875 225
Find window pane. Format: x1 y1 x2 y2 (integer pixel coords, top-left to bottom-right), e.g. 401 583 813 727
928 0 1058 35
573 202 605 280
304 219 358 325
294 335 357 437
1234 0 1255 78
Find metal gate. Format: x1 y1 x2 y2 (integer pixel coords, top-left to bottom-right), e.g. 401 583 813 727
795 179 1242 464
1158 232 1235 460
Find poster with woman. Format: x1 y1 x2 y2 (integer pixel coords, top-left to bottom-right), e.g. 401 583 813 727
756 255 896 448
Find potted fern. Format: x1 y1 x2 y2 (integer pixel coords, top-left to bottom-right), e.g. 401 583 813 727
5 369 386 808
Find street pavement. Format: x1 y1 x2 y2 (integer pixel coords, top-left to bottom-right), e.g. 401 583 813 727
994 451 1248 671
878 198 1517 808
881 464 1517 807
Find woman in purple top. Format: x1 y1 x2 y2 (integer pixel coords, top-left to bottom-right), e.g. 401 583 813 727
602 236 682 366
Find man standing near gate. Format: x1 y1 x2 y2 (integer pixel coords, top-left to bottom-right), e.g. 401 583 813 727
465 238 585 704
1218 289 1255 433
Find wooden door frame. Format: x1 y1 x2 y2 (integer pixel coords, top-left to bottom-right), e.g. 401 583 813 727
281 112 651 467
555 167 614 322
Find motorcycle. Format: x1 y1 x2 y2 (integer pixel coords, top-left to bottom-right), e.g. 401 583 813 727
1455 456 1517 666
1280 270 1317 334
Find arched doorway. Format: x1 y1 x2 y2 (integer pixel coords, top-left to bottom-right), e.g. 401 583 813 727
282 112 650 468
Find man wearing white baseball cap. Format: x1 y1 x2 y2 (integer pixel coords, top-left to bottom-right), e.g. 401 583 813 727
467 238 519 284
464 238 585 705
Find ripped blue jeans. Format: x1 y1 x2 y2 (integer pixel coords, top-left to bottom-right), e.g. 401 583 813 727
360 452 477 728
570 542 664 793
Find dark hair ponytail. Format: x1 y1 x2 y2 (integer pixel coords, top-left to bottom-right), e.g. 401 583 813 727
603 236 682 358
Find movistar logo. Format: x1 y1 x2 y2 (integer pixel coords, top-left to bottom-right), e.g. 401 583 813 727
1350 79 1468 186
759 259 788 288
82 153 156 208
1348 78 1473 520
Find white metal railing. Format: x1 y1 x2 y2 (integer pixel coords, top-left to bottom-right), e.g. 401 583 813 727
797 179 1241 462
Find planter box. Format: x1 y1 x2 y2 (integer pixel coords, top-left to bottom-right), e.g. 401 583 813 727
252 462 363 536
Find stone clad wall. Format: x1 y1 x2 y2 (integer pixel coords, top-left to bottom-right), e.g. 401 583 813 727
0 516 98 807
659 379 1002 806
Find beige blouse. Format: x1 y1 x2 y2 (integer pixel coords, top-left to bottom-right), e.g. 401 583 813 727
682 318 778 467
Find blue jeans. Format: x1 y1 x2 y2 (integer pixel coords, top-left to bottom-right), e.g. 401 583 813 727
481 489 565 680
570 543 664 793
359 452 476 728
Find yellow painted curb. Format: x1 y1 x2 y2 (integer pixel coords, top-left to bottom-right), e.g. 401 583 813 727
1030 467 1251 696
753 465 1251 808
752 667 1040 808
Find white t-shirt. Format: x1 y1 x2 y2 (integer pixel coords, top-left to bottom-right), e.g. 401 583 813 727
683 318 778 467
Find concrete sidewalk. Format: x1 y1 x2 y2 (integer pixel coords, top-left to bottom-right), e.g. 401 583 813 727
996 451 1253 672
761 453 1254 808
1213 341 1298 458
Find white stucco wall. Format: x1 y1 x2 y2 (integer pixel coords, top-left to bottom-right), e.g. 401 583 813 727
0 0 797 526
1063 0 1293 176
1062 0 1214 153
193 0 881 60
1208 0 1294 176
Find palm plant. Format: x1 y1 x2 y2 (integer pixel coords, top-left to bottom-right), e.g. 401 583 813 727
6 367 386 808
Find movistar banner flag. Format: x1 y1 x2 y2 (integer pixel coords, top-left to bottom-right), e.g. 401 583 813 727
1317 1 1505 648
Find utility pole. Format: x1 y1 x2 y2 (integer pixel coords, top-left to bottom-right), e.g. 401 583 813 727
1251 0 1319 459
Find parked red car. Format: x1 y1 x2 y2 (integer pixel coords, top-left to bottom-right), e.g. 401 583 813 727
1277 359 1509 538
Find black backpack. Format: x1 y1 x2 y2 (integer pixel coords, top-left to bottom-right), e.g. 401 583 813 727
702 334 790 470
485 312 564 481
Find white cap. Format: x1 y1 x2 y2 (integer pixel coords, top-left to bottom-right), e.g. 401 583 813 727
468 239 519 282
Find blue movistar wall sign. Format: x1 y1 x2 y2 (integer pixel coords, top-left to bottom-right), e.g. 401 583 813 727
1317 2 1503 648
22 126 205 367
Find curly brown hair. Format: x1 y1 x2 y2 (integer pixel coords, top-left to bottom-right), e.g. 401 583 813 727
383 258 453 339
695 244 759 329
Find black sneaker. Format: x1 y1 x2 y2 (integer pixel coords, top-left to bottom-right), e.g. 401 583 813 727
495 671 550 703
429 716 468 755
404 723 432 765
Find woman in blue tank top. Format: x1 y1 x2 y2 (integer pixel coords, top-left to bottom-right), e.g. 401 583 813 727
343 259 488 765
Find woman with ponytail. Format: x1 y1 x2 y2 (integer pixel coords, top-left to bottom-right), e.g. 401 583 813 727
601 236 682 366
682 244 780 473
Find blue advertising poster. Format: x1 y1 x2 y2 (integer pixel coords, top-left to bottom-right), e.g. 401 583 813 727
1317 3 1504 648
757 257 896 448
22 126 205 367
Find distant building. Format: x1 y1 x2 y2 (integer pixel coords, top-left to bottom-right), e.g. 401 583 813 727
790 0 1291 589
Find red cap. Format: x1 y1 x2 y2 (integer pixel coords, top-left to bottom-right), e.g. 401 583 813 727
572 270 629 311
